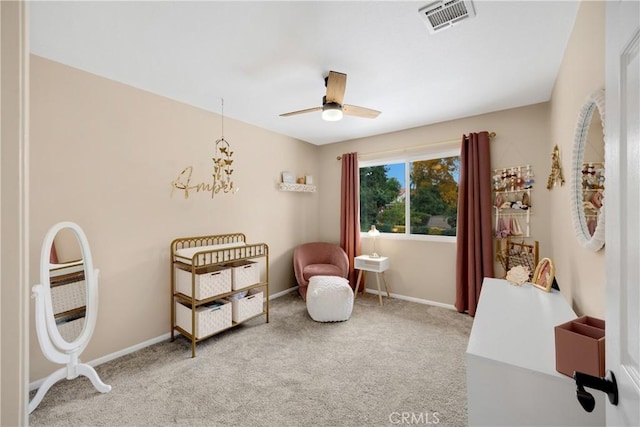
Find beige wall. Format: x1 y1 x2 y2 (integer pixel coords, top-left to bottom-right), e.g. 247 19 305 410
549 1 605 317
317 103 551 305
29 55 321 381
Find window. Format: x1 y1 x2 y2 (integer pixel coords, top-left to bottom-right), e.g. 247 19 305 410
360 149 460 238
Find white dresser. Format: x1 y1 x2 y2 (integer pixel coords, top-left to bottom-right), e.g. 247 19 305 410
466 278 605 426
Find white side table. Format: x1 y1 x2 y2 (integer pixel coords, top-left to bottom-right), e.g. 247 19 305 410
354 255 390 306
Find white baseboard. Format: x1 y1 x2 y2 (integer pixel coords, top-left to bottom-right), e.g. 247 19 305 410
269 286 298 299
30 286 299 391
280 284 454 310
29 333 171 391
363 288 456 310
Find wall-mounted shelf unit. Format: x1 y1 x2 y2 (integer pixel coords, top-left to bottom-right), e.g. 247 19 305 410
279 183 316 193
493 165 534 239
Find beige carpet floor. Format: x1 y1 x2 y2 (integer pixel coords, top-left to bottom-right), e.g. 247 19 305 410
29 291 473 427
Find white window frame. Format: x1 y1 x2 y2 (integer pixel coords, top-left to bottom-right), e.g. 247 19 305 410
359 143 460 243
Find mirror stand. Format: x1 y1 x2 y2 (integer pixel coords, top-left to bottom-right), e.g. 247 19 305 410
29 222 111 414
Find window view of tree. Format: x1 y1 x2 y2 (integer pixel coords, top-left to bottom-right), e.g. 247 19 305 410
360 154 459 237
360 165 403 233
409 157 459 236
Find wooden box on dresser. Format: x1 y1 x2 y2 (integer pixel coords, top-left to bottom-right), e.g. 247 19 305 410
170 233 269 357
466 278 604 426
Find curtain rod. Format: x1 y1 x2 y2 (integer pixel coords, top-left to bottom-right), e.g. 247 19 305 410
336 132 496 160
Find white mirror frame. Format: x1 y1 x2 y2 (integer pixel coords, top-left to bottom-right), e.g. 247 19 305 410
29 222 110 413
40 222 96 352
570 89 606 251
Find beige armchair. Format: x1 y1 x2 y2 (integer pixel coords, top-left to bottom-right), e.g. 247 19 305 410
293 242 349 300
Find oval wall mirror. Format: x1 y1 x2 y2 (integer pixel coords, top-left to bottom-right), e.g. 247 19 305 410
570 89 605 251
30 222 110 413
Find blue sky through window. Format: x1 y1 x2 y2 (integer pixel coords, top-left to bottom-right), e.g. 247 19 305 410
386 163 405 189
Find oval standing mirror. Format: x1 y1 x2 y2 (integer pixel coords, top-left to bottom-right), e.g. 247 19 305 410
49 227 86 344
570 89 605 251
30 222 110 414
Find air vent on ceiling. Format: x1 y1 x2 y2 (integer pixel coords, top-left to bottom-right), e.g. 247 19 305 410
418 0 476 33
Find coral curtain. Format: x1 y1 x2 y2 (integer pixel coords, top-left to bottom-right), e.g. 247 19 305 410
455 132 494 316
50 242 59 264
340 152 362 289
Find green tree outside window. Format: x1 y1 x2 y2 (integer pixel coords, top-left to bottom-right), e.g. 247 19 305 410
359 155 459 236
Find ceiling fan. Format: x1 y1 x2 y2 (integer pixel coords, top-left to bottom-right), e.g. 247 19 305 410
279 71 381 122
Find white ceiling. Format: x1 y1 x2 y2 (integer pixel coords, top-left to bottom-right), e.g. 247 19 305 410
29 1 579 146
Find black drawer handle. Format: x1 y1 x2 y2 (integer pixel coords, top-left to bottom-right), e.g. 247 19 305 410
573 370 618 412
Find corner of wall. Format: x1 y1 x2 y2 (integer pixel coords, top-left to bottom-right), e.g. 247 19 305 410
548 0 605 318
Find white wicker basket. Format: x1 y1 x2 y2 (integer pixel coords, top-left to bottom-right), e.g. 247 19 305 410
176 266 231 300
228 291 263 323
57 317 85 342
226 260 259 290
175 300 232 339
51 281 86 315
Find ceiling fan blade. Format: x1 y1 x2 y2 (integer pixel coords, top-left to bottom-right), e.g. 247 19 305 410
325 71 347 105
343 104 381 119
279 106 323 117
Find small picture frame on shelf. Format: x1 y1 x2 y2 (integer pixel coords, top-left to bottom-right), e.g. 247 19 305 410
281 171 295 184
305 175 313 185
532 258 555 292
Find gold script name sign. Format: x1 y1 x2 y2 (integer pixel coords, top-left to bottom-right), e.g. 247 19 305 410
171 138 236 199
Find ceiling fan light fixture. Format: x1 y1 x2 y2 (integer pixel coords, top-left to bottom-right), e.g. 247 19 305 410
322 102 343 121
280 71 379 120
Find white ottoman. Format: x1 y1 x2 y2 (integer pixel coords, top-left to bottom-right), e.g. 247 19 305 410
306 275 354 322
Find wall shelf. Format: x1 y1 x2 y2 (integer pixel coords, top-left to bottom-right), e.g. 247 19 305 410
493 165 534 239
279 183 316 193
